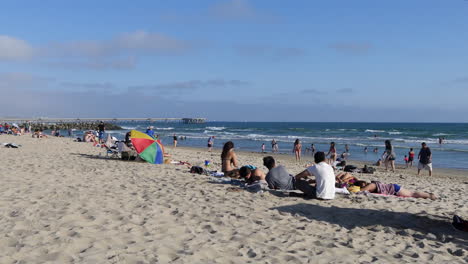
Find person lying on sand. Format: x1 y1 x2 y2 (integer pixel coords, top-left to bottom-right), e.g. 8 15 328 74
239 165 266 184
355 180 436 200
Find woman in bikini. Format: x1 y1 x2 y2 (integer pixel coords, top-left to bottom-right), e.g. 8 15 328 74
383 140 396 172
326 142 337 165
221 141 240 178
293 139 302 162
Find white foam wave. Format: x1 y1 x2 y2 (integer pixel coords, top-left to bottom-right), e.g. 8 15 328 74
155 127 174 130
206 126 226 131
388 132 402 135
365 129 385 133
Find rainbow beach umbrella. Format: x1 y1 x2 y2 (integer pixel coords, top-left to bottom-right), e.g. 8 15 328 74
130 130 164 164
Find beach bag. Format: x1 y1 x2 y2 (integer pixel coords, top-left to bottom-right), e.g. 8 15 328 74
362 165 375 174
348 186 361 193
190 166 206 174
344 165 357 172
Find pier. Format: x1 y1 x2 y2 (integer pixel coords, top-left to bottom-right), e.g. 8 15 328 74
0 117 206 124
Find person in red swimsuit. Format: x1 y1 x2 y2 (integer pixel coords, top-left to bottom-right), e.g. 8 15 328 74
408 148 415 168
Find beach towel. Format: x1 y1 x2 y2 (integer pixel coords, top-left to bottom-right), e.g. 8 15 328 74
245 180 268 193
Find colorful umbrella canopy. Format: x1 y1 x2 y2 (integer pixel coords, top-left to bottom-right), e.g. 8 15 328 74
130 130 164 164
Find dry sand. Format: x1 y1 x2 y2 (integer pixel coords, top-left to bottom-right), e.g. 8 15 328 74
0 136 467 263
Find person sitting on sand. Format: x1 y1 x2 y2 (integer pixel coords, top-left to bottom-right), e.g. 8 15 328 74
221 141 239 178
295 152 337 200
239 165 266 184
355 180 436 200
263 156 322 198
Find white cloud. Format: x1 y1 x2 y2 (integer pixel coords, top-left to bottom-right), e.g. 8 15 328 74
0 35 34 61
0 31 190 70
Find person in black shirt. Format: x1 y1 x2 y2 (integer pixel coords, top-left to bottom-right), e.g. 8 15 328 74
417 142 432 176
173 134 177 148
97 121 105 143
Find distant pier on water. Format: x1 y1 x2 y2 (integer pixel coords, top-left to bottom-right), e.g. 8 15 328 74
0 117 207 124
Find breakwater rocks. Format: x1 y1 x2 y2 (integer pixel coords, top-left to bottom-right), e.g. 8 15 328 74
22 122 123 131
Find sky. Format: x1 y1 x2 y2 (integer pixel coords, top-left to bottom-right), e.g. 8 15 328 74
1 0 468 122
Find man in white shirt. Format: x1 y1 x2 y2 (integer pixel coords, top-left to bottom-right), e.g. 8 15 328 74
295 151 336 200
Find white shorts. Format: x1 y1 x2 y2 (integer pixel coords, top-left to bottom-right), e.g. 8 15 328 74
418 162 432 171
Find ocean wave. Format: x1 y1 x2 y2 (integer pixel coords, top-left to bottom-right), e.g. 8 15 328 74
432 133 451 136
365 129 385 133
206 126 226 131
155 127 174 130
121 126 136 130
388 132 402 135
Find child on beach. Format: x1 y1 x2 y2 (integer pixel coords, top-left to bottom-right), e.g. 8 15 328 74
404 155 409 168
261 143 265 153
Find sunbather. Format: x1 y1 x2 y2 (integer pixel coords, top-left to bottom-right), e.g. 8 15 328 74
356 180 436 200
221 141 239 178
239 165 266 184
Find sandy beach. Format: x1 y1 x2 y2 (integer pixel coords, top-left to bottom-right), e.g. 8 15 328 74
0 135 467 263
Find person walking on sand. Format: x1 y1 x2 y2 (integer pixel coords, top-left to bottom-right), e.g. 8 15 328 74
408 148 415 168
207 136 214 152
383 140 396 172
294 139 302 162
173 134 178 148
417 142 432 176
326 142 337 165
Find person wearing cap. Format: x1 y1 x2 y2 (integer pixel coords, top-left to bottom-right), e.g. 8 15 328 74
146 126 155 138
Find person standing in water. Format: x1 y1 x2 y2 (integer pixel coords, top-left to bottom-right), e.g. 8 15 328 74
261 143 266 153
293 139 302 162
408 148 415 168
326 142 337 165
173 134 178 148
271 139 278 153
207 136 214 152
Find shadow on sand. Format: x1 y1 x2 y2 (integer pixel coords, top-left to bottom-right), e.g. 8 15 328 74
272 203 468 247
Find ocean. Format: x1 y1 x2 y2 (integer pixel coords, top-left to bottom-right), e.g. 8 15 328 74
75 122 468 170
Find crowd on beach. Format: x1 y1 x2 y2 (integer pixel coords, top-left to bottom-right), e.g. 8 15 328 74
1 122 467 232
219 140 436 200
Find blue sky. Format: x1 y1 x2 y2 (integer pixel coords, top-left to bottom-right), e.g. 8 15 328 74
1 0 467 121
